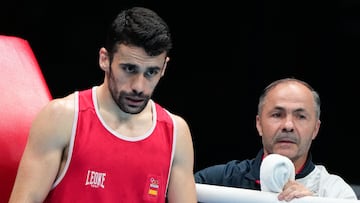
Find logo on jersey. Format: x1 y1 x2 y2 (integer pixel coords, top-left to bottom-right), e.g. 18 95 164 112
85 169 106 188
148 177 160 196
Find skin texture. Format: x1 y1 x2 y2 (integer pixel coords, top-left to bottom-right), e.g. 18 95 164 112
256 80 321 201
9 44 197 202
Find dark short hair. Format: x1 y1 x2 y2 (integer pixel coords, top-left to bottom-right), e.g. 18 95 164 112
105 7 172 59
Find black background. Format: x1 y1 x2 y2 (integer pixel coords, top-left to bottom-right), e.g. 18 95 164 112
2 1 360 184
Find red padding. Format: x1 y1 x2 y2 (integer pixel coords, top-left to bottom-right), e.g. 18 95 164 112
0 35 52 203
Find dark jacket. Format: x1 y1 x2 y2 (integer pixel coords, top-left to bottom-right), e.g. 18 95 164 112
194 148 315 190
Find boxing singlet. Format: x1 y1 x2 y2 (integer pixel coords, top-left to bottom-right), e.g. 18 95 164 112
44 87 175 202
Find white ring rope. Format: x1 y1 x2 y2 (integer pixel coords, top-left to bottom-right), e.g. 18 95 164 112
197 154 359 203
196 183 360 203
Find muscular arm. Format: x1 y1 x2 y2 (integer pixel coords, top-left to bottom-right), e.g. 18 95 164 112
9 95 75 203
166 115 197 203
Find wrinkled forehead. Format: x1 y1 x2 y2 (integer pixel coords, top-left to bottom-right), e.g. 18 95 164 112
265 82 315 109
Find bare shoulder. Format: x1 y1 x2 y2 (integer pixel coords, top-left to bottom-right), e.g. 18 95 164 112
40 93 75 122
30 93 76 144
170 113 191 134
48 93 75 111
168 113 194 149
168 112 195 175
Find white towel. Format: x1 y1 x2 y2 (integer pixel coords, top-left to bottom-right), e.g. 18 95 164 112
260 153 295 193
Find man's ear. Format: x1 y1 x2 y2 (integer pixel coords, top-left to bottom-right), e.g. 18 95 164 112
161 56 170 77
256 115 263 137
99 47 110 71
312 120 321 140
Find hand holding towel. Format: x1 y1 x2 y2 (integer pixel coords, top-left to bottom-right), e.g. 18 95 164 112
260 153 295 193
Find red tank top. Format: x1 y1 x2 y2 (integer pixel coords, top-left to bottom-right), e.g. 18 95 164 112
44 87 175 202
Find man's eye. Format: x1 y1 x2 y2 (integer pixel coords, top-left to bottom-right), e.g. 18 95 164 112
271 113 281 118
297 114 306 119
145 69 159 77
123 66 136 73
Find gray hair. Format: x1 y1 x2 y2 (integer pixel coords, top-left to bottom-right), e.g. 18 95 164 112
257 78 321 119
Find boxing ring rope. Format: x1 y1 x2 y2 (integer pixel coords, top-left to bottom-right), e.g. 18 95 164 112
196 154 360 203
196 183 360 203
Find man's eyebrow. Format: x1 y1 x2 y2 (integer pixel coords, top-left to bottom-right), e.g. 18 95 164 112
121 63 161 70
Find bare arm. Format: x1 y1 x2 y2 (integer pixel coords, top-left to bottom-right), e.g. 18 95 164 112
9 95 75 203
166 115 197 203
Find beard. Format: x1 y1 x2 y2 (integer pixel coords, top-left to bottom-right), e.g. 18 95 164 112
107 66 153 114
111 90 150 114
